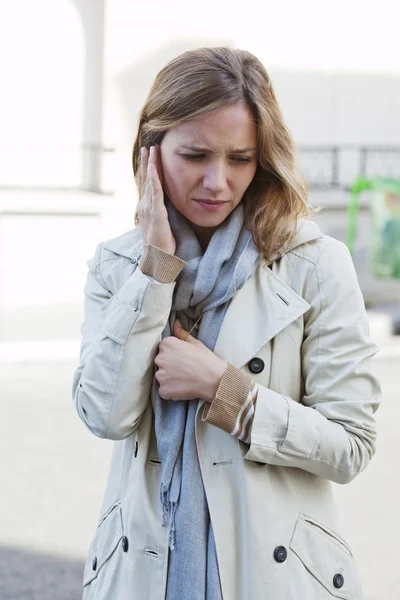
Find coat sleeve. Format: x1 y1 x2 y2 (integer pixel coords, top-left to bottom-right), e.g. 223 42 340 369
239 239 382 484
72 242 183 440
202 363 259 443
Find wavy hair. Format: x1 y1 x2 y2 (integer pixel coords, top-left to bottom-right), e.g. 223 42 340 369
132 46 317 264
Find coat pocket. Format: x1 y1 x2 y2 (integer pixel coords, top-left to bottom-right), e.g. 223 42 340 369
289 514 364 599
83 499 124 588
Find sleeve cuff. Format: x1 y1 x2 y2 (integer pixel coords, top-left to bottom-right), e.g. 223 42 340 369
202 363 258 442
138 245 187 283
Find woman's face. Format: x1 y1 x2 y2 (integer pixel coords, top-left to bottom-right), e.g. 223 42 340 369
159 102 257 247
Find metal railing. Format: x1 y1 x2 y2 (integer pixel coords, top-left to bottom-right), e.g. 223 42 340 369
298 145 400 191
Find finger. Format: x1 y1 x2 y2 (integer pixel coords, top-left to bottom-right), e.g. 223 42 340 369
140 146 149 191
148 145 162 190
148 157 164 202
149 165 164 204
154 144 164 187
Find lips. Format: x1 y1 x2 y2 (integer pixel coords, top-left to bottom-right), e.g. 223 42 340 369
193 199 228 211
193 199 228 204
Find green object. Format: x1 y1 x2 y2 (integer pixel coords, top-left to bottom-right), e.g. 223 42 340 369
346 176 400 279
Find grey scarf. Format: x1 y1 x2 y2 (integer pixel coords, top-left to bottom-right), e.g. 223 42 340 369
155 197 260 599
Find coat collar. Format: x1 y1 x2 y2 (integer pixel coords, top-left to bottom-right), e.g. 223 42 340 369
103 219 324 368
102 219 323 263
272 218 323 259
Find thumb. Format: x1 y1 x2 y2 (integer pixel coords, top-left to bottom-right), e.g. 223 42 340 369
174 319 196 343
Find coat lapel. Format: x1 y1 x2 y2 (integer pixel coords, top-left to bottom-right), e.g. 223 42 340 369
213 219 323 369
213 263 310 369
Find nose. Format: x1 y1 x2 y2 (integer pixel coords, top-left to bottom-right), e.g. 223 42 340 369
203 161 228 195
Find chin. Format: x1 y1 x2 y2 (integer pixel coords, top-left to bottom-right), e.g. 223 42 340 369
188 212 227 226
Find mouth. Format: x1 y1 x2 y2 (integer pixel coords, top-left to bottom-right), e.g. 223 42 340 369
193 199 228 211
193 199 229 205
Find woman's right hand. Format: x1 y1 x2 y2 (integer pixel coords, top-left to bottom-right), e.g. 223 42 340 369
138 145 176 255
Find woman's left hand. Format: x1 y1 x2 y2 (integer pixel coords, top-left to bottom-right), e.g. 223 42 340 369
154 319 228 403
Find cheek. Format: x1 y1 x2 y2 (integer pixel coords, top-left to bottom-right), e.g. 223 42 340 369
164 160 196 195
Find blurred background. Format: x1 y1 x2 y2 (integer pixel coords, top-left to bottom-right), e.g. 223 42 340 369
0 0 399 598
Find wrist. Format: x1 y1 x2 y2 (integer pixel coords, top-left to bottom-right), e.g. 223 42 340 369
204 358 229 404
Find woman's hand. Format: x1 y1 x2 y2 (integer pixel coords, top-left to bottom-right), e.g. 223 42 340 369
138 145 176 255
154 320 228 403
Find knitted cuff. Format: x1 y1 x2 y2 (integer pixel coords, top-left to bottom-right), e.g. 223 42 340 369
138 245 187 283
202 363 257 441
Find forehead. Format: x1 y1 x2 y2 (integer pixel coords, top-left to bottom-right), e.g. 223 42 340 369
164 103 257 150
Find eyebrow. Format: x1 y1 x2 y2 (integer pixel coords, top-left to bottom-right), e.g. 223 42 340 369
179 144 256 153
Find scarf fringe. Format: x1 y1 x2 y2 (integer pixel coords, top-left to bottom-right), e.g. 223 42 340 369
160 482 178 551
160 482 169 526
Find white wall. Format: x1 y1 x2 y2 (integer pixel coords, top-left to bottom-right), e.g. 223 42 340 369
1 0 400 347
0 0 107 347
271 70 400 145
102 2 400 219
0 0 84 187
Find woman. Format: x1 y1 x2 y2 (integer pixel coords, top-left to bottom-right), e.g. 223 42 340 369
72 47 381 600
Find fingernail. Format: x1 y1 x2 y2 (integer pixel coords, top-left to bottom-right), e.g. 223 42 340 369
176 319 182 327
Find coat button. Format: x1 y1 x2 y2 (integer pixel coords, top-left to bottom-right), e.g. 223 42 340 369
248 357 265 374
333 573 344 588
273 546 287 563
122 536 129 552
92 557 97 570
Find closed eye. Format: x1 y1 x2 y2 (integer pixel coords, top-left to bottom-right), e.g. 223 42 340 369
181 154 252 164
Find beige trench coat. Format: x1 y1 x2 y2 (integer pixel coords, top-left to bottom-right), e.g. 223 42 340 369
72 219 381 600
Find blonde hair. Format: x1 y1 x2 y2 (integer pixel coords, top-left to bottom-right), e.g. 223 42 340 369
132 46 317 264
